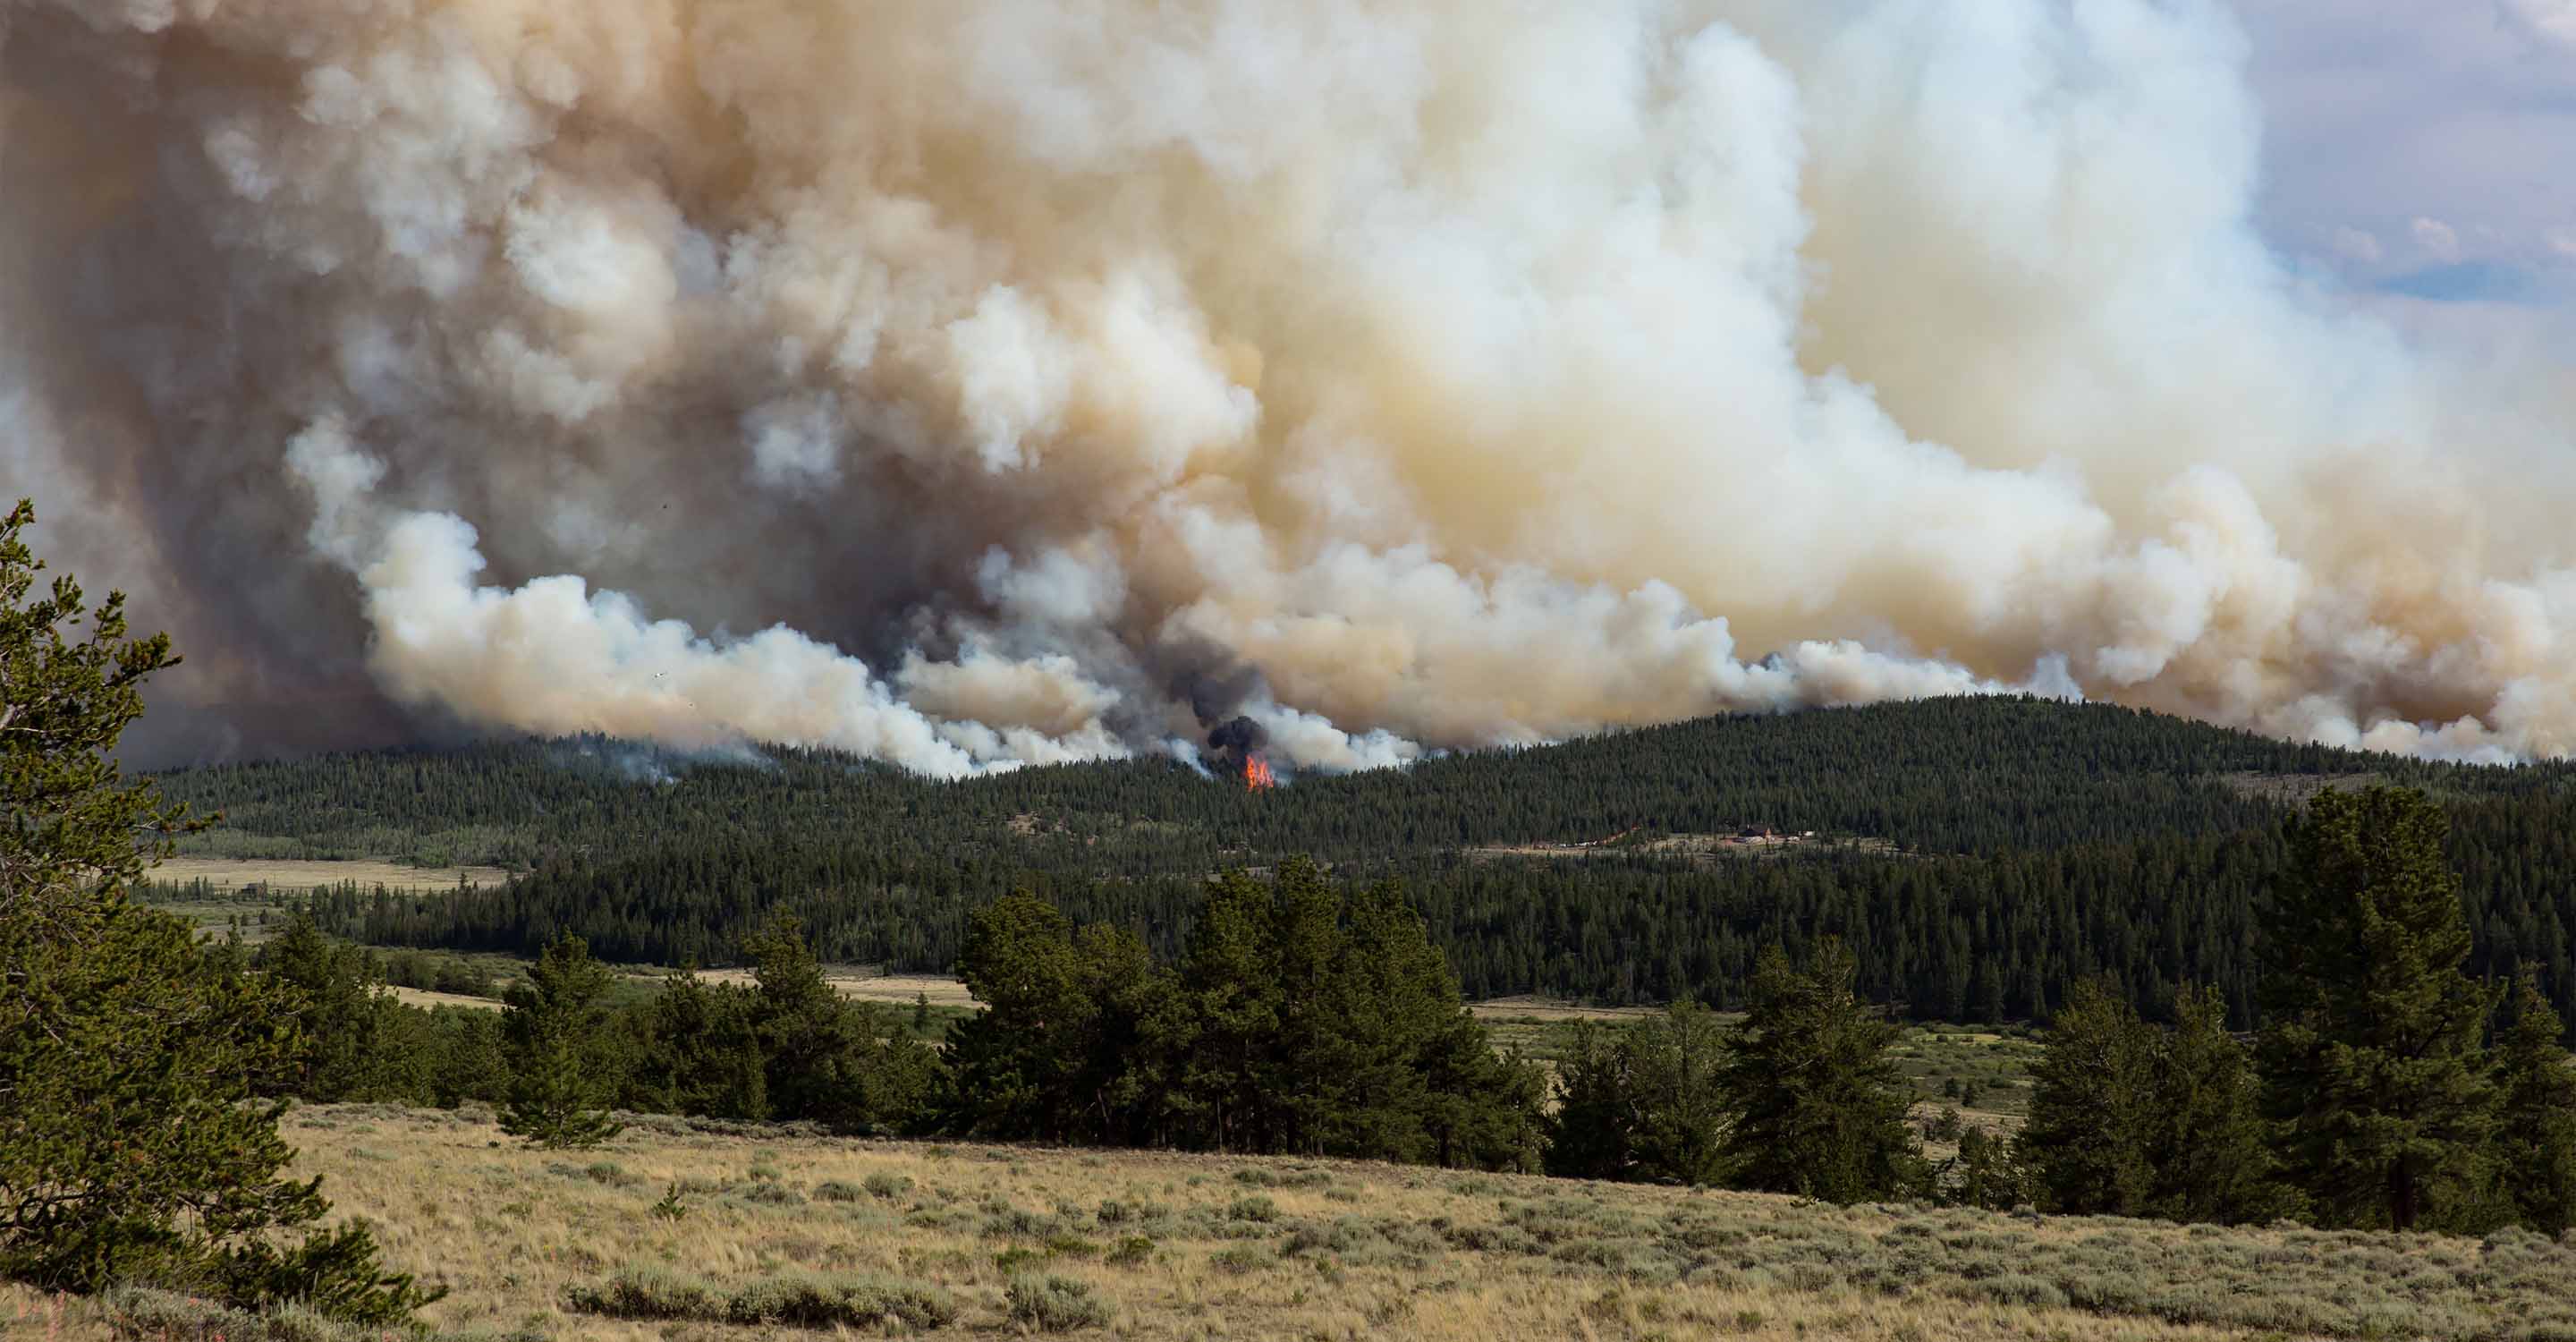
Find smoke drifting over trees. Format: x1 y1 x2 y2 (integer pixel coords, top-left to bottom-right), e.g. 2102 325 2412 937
6 0 2575 772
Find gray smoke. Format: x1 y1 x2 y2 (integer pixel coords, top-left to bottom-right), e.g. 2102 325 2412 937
6 0 2575 774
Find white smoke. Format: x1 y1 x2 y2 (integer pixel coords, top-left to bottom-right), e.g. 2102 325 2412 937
6 0 2575 771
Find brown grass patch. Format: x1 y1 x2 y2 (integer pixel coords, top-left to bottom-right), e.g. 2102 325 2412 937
151 857 512 893
31 1102 2562 1342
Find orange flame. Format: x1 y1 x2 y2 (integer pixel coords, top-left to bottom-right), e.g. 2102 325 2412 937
1242 753 1276 791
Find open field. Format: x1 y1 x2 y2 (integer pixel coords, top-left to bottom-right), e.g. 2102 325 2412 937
45 1103 2576 1342
688 970 982 1009
151 856 513 894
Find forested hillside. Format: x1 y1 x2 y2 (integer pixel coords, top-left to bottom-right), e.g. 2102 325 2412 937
149 698 2576 1023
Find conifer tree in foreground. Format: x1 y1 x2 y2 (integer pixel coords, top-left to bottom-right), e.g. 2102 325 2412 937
2258 786 2494 1231
500 932 626 1149
2151 984 2288 1225
1719 940 1923 1203
0 499 435 1320
2021 978 2159 1215
1546 1001 1733 1185
2490 970 2576 1236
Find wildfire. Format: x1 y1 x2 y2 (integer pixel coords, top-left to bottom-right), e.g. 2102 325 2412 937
1242 753 1276 791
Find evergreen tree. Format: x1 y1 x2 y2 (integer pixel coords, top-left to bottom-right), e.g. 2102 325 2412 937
626 966 767 1120
743 915 939 1134
0 499 435 1321
2020 978 2159 1215
2490 970 2576 1235
1166 868 1288 1152
260 914 418 1102
1546 1002 1732 1185
499 933 625 1149
2150 984 2288 1225
2258 786 2496 1231
1947 1127 2030 1210
945 896 1165 1143
1719 941 1924 1202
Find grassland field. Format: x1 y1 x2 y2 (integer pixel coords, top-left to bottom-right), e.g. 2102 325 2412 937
22 1103 2576 1342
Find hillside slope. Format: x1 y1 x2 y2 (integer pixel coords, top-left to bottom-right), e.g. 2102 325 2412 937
149 699 2576 1022
38 1103 2576 1342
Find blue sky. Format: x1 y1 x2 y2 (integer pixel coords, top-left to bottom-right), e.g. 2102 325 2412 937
2239 0 2576 336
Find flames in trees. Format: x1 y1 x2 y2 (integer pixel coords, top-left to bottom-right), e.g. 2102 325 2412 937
1208 715 1275 791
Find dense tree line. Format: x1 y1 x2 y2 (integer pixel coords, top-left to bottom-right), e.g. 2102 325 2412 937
2015 787 2576 1235
153 701 2576 1028
1530 786 2576 1236
269 794 2576 1031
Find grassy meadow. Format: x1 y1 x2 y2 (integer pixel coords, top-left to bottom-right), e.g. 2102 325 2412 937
40 1103 2576 1342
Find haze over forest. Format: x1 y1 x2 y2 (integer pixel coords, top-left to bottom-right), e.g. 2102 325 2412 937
9 1 2576 777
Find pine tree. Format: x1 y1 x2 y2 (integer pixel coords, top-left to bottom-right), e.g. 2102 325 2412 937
2020 977 2158 1215
1546 1002 1732 1185
1719 941 1924 1203
628 965 767 1120
2258 786 2496 1231
499 933 625 1149
260 914 418 1102
1948 1126 2031 1210
0 499 436 1320
2490 970 2576 1235
2150 984 2288 1224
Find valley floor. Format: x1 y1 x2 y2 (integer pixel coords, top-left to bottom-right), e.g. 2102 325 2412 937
30 1104 2576 1341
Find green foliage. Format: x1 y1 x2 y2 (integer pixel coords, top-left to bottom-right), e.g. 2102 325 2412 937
2022 980 2286 1223
2021 979 2159 1215
945 862 1546 1168
2151 984 2290 1225
497 933 625 1149
622 965 766 1119
943 896 1164 1144
259 914 425 1101
1005 1273 1114 1332
1546 1002 1733 1185
162 698 2576 1027
0 498 434 1325
1945 1127 2030 1210
2490 971 2576 1236
2258 786 2496 1231
1719 941 1924 1203
570 1266 959 1331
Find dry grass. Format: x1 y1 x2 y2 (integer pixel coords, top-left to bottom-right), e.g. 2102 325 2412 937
39 1103 2576 1342
685 971 980 1008
151 857 513 894
386 986 509 1012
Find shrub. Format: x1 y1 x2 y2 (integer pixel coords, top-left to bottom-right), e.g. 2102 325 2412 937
812 1179 865 1203
1106 1236 1155 1268
1006 1274 1114 1332
568 1270 960 1333
1976 1274 2070 1310
1208 1244 1270 1274
1225 1195 1279 1223
736 1181 804 1206
864 1172 914 1200
565 1266 719 1320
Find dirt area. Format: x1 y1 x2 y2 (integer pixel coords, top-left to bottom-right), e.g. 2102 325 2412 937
1465 831 1892 864
685 969 979 1007
151 856 512 893
384 985 502 1012
1467 997 1659 1023
2216 771 2391 803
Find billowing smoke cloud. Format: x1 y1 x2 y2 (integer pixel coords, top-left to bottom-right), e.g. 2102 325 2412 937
5 0 2574 773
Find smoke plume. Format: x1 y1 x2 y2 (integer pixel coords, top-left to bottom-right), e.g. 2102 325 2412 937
6 0 2574 773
